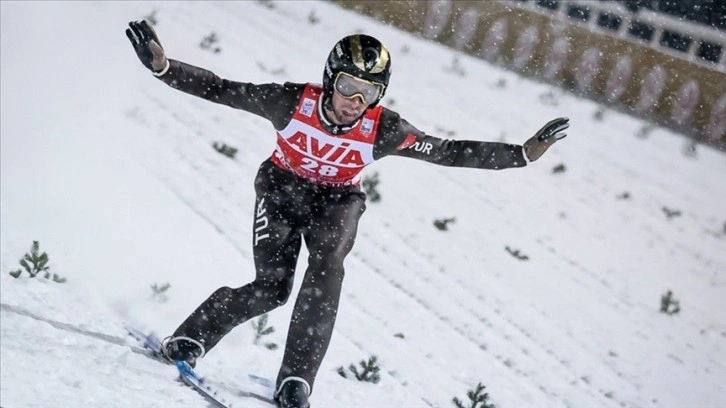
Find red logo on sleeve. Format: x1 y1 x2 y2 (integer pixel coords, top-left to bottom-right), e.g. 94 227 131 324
396 133 417 150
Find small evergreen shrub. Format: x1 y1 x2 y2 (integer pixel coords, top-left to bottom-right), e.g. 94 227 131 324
505 246 529 261
151 282 170 294
552 163 567 174
593 108 606 121
307 10 320 25
435 126 457 137
200 32 221 54
337 355 381 383
682 141 698 158
8 241 66 283
662 206 682 220
256 0 275 9
252 314 278 350
538 91 559 106
150 282 171 301
453 382 496 408
434 217 456 231
445 56 466 77
660 290 681 315
212 142 238 159
636 125 654 139
616 191 631 200
394 332 405 339
150 282 171 302
362 172 381 203
256 62 287 76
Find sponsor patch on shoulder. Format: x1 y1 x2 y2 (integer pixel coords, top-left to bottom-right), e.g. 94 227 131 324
361 118 374 135
396 133 417 150
300 98 316 117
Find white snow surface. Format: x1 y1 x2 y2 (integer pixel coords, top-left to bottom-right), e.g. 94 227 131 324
2 1 725 407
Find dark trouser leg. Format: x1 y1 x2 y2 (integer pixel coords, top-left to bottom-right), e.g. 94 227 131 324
171 186 302 353
276 191 366 393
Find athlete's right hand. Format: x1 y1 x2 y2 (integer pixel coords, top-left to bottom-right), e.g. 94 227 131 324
126 20 168 74
523 117 569 162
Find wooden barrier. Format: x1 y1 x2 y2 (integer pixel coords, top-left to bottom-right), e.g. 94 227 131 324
332 0 726 146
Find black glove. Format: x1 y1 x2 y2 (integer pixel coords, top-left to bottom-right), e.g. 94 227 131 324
523 117 569 162
126 20 167 73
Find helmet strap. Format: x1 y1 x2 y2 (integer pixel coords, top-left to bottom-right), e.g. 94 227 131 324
322 91 334 112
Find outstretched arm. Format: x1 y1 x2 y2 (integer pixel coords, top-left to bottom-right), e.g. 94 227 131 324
375 110 568 170
125 20 302 128
394 132 528 170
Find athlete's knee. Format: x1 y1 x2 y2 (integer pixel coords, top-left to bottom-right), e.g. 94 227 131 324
214 277 292 310
209 286 236 306
308 251 346 281
251 275 294 306
264 279 294 305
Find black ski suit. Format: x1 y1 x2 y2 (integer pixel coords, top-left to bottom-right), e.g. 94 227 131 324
154 59 528 393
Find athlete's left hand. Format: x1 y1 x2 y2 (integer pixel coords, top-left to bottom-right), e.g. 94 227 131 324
523 117 569 162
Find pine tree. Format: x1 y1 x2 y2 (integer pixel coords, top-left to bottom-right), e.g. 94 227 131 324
337 355 381 383
9 241 66 283
660 290 681 315
251 314 278 350
453 383 496 408
434 217 456 231
362 172 381 203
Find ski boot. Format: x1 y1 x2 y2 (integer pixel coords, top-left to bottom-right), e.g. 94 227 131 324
274 377 311 408
161 336 206 368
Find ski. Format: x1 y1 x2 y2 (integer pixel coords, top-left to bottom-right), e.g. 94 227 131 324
175 360 232 408
124 324 276 407
124 324 167 362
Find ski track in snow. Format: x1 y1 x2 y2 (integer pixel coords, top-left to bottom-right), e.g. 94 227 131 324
2 1 726 408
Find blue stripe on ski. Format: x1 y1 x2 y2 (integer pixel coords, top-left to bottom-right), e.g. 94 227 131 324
176 360 232 408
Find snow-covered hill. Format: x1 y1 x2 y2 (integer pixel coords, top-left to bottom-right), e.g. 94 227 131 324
2 2 725 407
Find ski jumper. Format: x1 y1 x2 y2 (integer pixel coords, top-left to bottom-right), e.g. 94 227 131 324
154 59 528 392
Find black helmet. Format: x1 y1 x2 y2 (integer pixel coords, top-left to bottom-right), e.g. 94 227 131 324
323 34 392 107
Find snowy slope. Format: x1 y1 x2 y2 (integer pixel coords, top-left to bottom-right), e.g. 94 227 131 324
2 1 725 408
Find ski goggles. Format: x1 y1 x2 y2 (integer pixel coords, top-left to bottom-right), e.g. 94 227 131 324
333 72 384 105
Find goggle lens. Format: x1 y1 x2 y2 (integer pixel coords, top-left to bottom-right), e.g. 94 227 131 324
334 73 383 104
